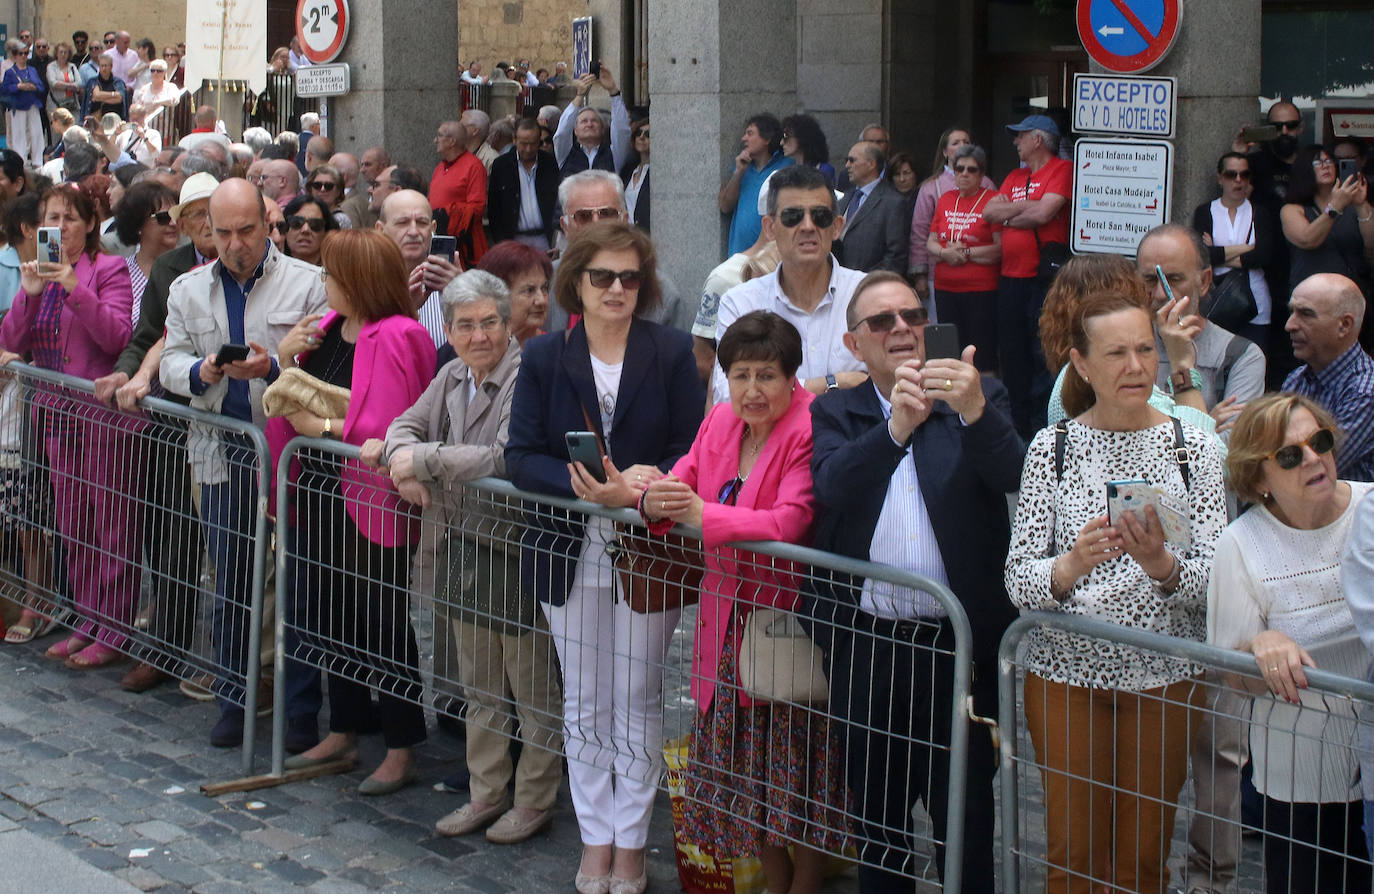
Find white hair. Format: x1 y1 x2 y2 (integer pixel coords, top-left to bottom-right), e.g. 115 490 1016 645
300 112 320 129
63 126 90 146
241 126 273 155
557 170 626 217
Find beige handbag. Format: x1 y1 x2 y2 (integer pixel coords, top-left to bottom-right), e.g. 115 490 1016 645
737 608 829 703
262 367 351 420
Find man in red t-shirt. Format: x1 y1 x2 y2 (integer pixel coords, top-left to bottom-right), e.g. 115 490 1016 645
983 114 1072 436
430 120 488 268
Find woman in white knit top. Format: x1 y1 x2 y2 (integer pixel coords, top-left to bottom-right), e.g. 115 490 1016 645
1006 290 1227 893
1207 392 1372 893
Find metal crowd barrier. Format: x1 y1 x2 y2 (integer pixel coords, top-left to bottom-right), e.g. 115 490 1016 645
252 72 317 137
0 362 273 775
461 83 491 113
999 611 1374 894
272 435 976 889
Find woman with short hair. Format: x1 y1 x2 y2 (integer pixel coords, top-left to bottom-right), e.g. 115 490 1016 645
926 143 1001 370
113 181 179 322
281 195 337 266
477 240 553 345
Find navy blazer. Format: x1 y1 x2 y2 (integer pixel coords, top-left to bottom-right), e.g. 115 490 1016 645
505 318 704 605
488 149 560 246
808 377 1024 703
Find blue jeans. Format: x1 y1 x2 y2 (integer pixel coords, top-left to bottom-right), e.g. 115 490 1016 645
201 435 320 720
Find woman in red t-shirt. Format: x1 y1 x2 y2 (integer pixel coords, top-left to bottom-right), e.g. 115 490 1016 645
927 144 1002 371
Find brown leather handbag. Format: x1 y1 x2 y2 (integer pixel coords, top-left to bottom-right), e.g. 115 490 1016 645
608 523 703 614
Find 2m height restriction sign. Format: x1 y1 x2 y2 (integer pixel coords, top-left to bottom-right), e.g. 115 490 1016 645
1077 0 1182 74
296 0 351 65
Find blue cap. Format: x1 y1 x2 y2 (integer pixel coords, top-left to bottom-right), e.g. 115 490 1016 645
1006 114 1060 137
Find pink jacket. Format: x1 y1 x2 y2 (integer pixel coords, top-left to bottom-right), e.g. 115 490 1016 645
665 384 816 712
0 252 133 380
268 311 437 546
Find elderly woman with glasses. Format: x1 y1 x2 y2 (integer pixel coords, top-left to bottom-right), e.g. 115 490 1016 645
1209 392 1372 893
506 221 703 894
1281 145 1374 309
926 143 1001 370
281 195 338 267
305 163 352 229
2 39 48 167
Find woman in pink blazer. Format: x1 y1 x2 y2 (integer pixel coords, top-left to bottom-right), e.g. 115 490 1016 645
266 229 436 795
0 183 140 668
642 311 848 893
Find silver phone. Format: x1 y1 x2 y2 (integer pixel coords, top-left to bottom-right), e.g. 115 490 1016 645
37 226 61 264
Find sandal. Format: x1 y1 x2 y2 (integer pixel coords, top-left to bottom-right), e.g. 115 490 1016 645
4 610 54 644
44 634 91 661
65 642 124 670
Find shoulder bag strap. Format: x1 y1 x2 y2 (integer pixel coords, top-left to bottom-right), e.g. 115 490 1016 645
1053 420 1068 482
1171 416 1191 491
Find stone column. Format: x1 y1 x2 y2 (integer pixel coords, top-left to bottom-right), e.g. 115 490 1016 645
647 0 796 310
328 0 460 167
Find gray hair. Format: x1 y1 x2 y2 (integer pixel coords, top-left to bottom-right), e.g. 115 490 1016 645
4 39 24 56
557 169 626 216
241 126 273 155
1138 223 1210 272
63 142 101 180
537 105 561 128
300 112 320 129
440 269 511 326
229 143 253 167
952 143 988 172
181 148 226 180
462 109 491 141
62 125 90 147
1031 128 1060 155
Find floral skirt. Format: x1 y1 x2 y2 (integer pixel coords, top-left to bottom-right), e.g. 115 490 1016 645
681 612 850 857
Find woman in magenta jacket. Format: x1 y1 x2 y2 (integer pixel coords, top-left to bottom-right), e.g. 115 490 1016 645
0 183 138 669
642 310 848 893
266 229 436 795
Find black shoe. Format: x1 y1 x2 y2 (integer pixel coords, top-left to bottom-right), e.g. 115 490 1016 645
285 714 319 755
210 710 245 748
436 711 466 740
432 766 470 793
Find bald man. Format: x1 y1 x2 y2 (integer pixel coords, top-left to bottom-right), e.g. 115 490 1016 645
161 178 328 750
332 151 375 228
376 188 460 347
262 159 301 206
1284 273 1374 480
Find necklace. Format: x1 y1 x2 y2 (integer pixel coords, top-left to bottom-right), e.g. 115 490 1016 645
949 188 987 243
738 425 765 478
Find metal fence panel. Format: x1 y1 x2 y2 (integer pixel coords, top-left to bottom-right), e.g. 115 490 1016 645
272 436 977 889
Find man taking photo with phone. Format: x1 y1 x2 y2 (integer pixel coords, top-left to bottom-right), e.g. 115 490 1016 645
376 188 462 353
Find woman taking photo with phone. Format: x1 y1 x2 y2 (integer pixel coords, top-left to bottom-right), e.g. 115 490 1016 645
1281 146 1374 314
506 221 703 894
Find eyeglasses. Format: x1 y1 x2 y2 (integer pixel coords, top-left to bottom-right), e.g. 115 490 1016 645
148 211 174 225
450 315 504 336
272 221 289 234
248 173 267 184
585 268 643 290
104 39 116 45
286 215 326 232
953 164 981 174
1269 428 1335 470
569 207 621 224
776 205 836 228
845 156 859 164
1272 120 1302 132
1313 157 1335 168
850 306 929 333
9 51 23 57
309 181 339 192
1221 169 1253 181
717 476 744 506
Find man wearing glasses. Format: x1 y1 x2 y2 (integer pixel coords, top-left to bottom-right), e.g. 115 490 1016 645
1233 100 1306 208
260 159 301 207
808 270 1022 893
711 163 867 404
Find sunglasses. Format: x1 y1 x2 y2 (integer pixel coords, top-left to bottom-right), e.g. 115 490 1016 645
1221 169 1253 181
1269 428 1335 470
850 307 929 333
585 268 643 290
1272 120 1302 132
776 205 836 228
148 210 174 225
286 215 326 232
309 181 339 191
717 476 744 506
953 164 981 174
272 221 290 234
569 207 621 224
104 39 116 45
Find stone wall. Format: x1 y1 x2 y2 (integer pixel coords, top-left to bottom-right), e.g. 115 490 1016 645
36 3 184 56
458 0 583 75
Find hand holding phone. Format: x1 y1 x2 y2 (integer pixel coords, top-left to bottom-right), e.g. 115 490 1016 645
565 431 607 483
213 343 252 366
37 227 61 265
923 323 960 361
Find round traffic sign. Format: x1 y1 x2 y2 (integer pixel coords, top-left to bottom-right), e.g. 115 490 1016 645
296 0 351 65
1077 0 1181 74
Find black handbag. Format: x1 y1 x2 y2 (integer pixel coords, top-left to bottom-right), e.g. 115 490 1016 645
1203 270 1259 333
1024 169 1071 284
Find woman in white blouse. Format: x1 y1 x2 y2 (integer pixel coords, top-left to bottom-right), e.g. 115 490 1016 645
619 120 650 234
1208 392 1372 893
1006 289 1228 893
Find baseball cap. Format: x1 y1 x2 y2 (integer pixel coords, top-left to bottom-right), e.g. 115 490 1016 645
1006 114 1060 137
172 172 219 219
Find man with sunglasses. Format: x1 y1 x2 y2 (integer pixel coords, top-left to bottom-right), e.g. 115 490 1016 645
711 164 867 404
1232 100 1306 208
808 270 1022 893
1284 272 1374 481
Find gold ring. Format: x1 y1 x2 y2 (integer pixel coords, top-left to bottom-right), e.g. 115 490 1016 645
1270 665 1278 671
945 379 953 391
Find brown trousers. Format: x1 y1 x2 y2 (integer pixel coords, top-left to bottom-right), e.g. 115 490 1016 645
1024 673 1203 894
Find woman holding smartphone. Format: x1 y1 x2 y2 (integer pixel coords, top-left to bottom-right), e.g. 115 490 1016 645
1281 146 1374 307
506 221 703 894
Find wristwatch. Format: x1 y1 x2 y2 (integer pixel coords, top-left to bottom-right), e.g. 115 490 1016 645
825 374 838 392
1169 368 1197 395
1325 204 1341 220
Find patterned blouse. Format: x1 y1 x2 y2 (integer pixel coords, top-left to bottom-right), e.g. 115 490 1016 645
124 255 146 328
32 282 64 370
1005 418 1228 690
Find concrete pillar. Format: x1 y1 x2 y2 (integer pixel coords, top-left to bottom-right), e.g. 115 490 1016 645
328 0 460 167
798 0 880 171
1096 0 1261 229
648 0 796 305
489 78 521 121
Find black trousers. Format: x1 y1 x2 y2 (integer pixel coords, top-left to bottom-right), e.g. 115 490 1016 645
996 275 1052 438
292 465 425 749
140 412 204 664
832 616 996 893
932 288 1000 373
1261 796 1370 894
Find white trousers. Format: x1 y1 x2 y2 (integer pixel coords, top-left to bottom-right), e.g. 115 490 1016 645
541 517 680 848
7 106 44 168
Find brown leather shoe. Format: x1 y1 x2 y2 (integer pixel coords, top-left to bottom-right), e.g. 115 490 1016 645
121 662 169 693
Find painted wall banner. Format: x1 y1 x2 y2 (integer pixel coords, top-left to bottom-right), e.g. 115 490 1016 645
1072 73 1176 138
185 0 268 94
1076 0 1182 74
1072 138 1173 255
296 0 351 65
295 63 349 98
572 17 593 78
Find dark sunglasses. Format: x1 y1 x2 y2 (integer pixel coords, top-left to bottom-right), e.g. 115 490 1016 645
104 39 116 45
1272 120 1302 132
953 164 981 174
850 307 929 333
776 205 836 229
569 207 620 224
286 215 326 232
585 268 643 290
148 210 174 225
1221 169 1253 181
1270 428 1335 470
718 476 744 506
309 181 338 191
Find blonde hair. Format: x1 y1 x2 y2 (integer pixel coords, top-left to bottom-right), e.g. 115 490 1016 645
1226 393 1340 505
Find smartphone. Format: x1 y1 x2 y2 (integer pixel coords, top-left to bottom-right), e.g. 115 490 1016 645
37 226 61 264
214 342 251 366
1106 479 1191 547
589 60 601 78
1339 158 1361 184
924 322 960 361
429 234 457 264
1154 264 1180 306
565 431 606 483
1239 124 1277 144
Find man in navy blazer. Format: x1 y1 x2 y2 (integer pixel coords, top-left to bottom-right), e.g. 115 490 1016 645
808 271 1023 892
487 118 560 251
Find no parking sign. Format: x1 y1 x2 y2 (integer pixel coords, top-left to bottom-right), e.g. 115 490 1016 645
1076 0 1182 74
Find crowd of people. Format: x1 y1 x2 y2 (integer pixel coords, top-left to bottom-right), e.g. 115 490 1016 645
3 22 1374 893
